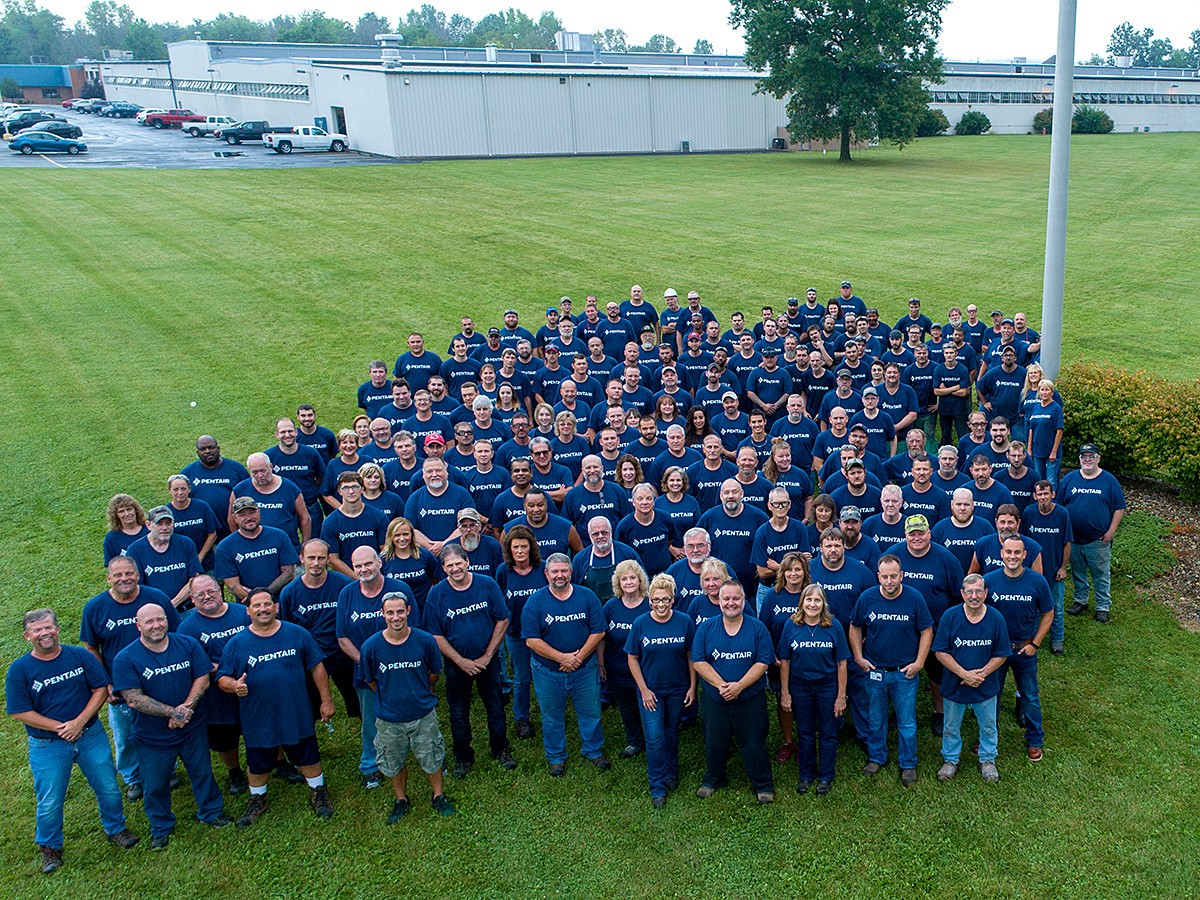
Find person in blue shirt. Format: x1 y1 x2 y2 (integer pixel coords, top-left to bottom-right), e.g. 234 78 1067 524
849 555 934 786
522 553 610 775
617 483 682 577
167 475 219 567
900 455 951 526
393 332 443 393
496 526 547 741
863 485 907 548
217 589 335 826
1025 379 1065 489
933 344 972 447
320 471 389 577
601 560 653 761
404 459 474 553
895 298 933 339
295 404 339 464
932 574 1010 784
360 591 456 822
213 498 299 602
498 310 536 351
691 578 776 803
181 435 250 542
126 506 202 611
976 347 1027 429
103 493 149 566
564 456 632 544
984 536 1054 761
235 454 311 551
969 504 1044 577
426 544 515 779
1060 444 1125 624
779 584 850 794
901 345 938 446
7 607 138 871
112 604 229 847
358 360 393 416
710 393 752 459
1021 481 1074 654
687 433 738 510
624 572 696 808
698 479 770 602
932 487 996 573
751 487 809 610
932 446 971 494
266 417 327 529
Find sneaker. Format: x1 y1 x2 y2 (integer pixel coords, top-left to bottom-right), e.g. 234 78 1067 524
515 719 535 740
590 756 612 771
1027 746 1044 762
497 749 518 771
227 768 249 795
310 785 334 819
981 761 1000 783
930 712 944 737
387 798 410 825
756 791 775 805
900 768 918 786
432 793 456 816
150 834 169 851
775 742 795 763
795 780 812 794
936 762 958 782
1051 641 1065 656
39 845 62 874
815 781 832 796
207 814 233 829
125 783 143 802
695 784 717 799
651 795 667 809
452 761 471 779
1067 601 1088 616
363 771 382 790
1094 610 1109 623
619 744 643 760
236 794 270 828
275 761 304 785
548 763 566 777
664 776 679 792
862 761 883 776
106 828 140 849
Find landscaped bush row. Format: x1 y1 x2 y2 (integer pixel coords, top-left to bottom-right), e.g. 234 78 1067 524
1058 360 1200 502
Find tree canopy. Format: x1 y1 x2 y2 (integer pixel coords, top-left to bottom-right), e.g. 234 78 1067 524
1105 21 1200 68
730 0 948 161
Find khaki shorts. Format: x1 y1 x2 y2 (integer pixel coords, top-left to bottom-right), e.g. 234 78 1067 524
374 710 445 777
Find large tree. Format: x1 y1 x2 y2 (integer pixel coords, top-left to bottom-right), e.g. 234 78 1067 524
730 0 948 161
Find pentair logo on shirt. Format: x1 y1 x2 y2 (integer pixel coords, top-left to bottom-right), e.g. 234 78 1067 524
141 660 192 680
350 609 384 623
379 660 423 672
445 601 490 620
953 637 994 648
868 611 910 623
30 667 84 693
199 626 245 644
711 649 753 661
296 601 338 617
247 648 297 668
545 611 587 626
234 547 278 564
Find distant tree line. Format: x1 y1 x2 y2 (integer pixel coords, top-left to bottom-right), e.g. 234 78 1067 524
1081 21 1200 68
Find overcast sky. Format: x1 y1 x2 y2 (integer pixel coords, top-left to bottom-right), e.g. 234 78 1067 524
48 0 1198 63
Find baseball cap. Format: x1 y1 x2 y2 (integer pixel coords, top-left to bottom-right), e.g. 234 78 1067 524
687 332 702 341
148 505 174 523
721 391 738 401
544 344 560 354
889 329 903 339
424 433 446 448
840 281 852 288
546 307 558 315
504 308 518 316
761 346 778 356
806 287 817 294
231 497 258 513
663 288 678 298
560 296 572 303
457 507 482 523
845 458 865 471
904 514 930 533
787 297 799 306
991 308 1003 316
1001 317 1015 325
1079 442 1101 456
487 327 500 336
1001 345 1017 356
849 423 868 434
838 505 862 522
836 370 852 380
862 385 877 396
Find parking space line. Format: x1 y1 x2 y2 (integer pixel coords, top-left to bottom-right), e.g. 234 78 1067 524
38 153 67 169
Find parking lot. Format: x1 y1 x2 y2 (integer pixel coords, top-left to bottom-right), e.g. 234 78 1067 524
0 107 407 169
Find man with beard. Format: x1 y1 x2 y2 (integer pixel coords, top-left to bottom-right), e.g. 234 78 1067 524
214 498 298 602
569 517 641 603
295 405 338 463
564 456 633 547
405 459 473 555
445 508 505 575
234 453 310 551
698 480 769 605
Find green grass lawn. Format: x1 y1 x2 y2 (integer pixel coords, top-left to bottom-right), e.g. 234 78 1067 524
1 134 1199 897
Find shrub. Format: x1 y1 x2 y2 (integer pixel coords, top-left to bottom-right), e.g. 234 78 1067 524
1072 105 1114 134
917 107 949 137
954 110 991 135
0 77 21 102
1058 361 1200 502
1033 108 1053 134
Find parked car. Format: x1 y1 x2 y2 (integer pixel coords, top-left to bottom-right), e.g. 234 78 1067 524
75 99 109 113
9 132 87 155
100 102 142 118
4 110 65 134
263 125 348 154
135 108 165 125
181 115 236 137
25 120 83 139
213 120 287 145
143 109 203 129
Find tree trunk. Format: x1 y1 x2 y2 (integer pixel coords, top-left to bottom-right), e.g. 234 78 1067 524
840 123 852 161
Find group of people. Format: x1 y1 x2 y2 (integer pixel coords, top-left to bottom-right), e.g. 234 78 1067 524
9 284 1128 873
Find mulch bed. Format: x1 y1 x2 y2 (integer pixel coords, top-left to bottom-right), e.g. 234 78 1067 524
1123 477 1200 633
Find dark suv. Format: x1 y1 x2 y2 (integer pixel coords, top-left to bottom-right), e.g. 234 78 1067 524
4 110 65 133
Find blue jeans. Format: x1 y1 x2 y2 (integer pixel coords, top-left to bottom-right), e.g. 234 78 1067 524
638 691 684 798
791 676 839 782
506 635 533 723
530 657 604 765
138 728 225 837
941 695 999 764
1000 651 1044 747
1048 577 1066 643
1031 456 1061 491
845 665 869 741
356 686 378 775
754 582 771 616
1071 540 1112 612
27 724 126 849
108 702 139 787
865 668 919 769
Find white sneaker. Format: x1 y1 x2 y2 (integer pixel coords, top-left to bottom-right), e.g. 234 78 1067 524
936 762 958 782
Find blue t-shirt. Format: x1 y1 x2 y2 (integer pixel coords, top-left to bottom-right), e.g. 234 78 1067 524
699 505 770 587
426 575 510 660
381 550 441 607
213 526 298 590
528 461 575 498
977 365 1027 422
126 534 202 600
1021 503 1074 576
279 572 354 660
465 466 512 520
983 567 1053 642
843 534 882 571
616 511 680 577
862 514 906 548
404 484 474 543
687 460 738 509
1058 470 1125 544
830 484 883 521
394 350 443 392
998 466 1039 513
320 505 389 562
6 645 109 739
216 622 324 747
337 578 416 684
972 533 1043 576
112 634 212 747
264 444 326 505
168 499 218 560
711 412 751 453
779 617 851 683
931 515 995 573
521 584 605 669
496 564 548 638
179 603 252 726
362 490 405 523
80 587 179 681
901 362 937 408
808 557 876 640
624 611 694 696
849 586 934 668
180 458 250 529
647 447 702 488
880 542 964 624
654 492 702 533
690 615 774 702
231 478 305 547
400 413 454 458
849 410 896 459
297 425 338 463
104 526 148 566
750 519 808 574
900 484 951 526
758 589 801 647
564 483 633 545
506 513 576 558
932 604 1011 704
360 628 443 723
932 363 971 417
602 597 651 687
358 379 393 415
1025 401 1064 461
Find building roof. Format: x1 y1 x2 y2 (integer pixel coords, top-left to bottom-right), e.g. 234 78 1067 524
0 64 72 87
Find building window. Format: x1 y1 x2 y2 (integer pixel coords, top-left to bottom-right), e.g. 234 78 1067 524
41 88 60 98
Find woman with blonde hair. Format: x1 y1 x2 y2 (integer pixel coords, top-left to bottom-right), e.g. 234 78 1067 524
380 516 439 607
761 553 810 764
601 559 652 762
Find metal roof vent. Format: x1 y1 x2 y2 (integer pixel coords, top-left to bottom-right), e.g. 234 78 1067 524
377 34 404 69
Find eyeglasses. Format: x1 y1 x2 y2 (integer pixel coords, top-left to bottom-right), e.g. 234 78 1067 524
769 501 791 508
532 450 550 456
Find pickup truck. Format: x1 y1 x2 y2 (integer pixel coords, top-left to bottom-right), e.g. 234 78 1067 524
144 109 204 129
213 120 285 145
263 126 348 154
181 116 236 137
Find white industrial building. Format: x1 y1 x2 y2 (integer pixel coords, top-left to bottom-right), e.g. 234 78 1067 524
95 38 1200 158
